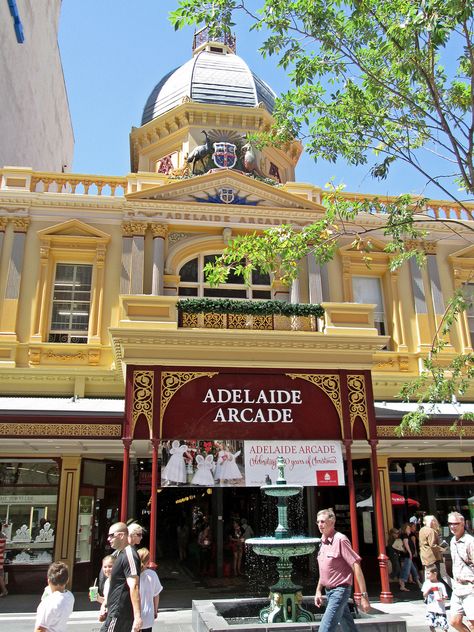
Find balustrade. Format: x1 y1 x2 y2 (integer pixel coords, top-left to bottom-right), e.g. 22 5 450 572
30 173 127 196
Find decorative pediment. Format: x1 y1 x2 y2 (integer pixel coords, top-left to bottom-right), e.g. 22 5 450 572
449 244 474 260
449 244 474 285
126 170 324 212
37 219 110 241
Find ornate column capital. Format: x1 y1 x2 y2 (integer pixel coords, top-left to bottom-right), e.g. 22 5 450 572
122 221 147 237
150 223 168 239
405 239 436 254
12 218 30 233
0 218 8 232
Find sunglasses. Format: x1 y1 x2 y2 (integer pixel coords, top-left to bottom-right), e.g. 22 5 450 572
448 522 461 526
108 531 125 539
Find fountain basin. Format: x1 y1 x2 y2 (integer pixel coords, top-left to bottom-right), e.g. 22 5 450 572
246 537 320 557
192 598 407 632
261 485 302 497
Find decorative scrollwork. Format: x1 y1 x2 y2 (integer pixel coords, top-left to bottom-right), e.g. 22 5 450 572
286 373 343 436
203 312 225 328
347 374 369 436
160 371 218 436
132 370 154 436
0 423 121 437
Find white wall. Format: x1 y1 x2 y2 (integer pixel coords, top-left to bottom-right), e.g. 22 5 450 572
0 0 74 172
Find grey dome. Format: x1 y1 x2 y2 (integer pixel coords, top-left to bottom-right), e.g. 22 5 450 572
141 49 276 125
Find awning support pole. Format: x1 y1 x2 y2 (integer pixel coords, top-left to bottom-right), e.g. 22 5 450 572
370 439 393 603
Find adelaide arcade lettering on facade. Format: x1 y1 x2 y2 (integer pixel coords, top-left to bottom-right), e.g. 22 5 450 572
202 388 303 423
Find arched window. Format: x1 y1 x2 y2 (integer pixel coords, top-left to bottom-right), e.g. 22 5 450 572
178 254 272 299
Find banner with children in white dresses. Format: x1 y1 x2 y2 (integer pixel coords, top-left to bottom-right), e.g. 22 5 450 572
159 439 344 487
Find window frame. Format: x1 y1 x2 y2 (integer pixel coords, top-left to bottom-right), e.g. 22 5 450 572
178 252 273 300
48 263 93 344
31 220 109 345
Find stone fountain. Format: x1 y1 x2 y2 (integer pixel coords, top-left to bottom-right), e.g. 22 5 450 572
245 456 320 623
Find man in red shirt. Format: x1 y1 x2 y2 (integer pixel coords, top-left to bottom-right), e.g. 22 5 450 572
0 525 8 596
315 508 370 632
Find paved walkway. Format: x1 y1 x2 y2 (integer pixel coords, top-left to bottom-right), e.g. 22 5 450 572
0 598 431 632
0 563 433 631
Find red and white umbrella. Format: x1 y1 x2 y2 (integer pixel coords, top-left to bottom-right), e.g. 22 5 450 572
391 492 420 507
357 493 420 508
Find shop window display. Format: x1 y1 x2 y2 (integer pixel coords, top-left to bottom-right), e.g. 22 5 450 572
0 459 59 566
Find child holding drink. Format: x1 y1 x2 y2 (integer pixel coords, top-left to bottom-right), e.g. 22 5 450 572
95 555 115 621
422 565 449 632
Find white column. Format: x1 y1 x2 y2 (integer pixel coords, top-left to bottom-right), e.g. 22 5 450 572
121 222 147 294
5 219 28 300
307 255 326 303
151 224 167 296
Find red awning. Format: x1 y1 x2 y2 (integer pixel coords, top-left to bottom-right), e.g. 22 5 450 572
391 492 420 507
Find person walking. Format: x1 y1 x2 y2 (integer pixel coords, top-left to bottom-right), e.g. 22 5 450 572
137 547 163 632
100 522 142 632
386 527 402 584
400 523 422 590
34 562 74 632
127 523 144 548
229 519 244 576
448 511 474 632
421 565 449 632
418 514 451 591
314 508 370 632
419 515 442 570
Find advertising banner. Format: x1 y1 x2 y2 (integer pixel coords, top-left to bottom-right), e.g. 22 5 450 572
244 440 344 486
159 439 344 487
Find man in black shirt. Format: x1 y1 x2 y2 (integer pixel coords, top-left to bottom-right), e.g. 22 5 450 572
100 521 142 632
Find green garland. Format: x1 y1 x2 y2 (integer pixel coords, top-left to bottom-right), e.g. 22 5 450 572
177 297 324 318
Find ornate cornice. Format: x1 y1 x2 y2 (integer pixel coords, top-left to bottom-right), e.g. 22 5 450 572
378 425 474 438
0 423 122 437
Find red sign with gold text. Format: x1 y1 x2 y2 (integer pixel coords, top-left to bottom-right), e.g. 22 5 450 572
156 368 343 440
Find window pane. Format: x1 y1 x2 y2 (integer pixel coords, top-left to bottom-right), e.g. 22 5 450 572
50 264 92 343
252 270 271 285
252 290 272 299
178 287 198 297
204 288 247 298
353 277 384 319
179 258 198 282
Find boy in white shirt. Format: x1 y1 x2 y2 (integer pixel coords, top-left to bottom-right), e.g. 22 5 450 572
35 562 75 632
137 548 163 632
422 565 449 632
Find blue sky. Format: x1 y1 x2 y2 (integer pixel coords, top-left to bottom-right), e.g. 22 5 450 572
59 1 464 201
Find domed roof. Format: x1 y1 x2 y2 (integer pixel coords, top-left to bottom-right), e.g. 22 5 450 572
141 48 276 125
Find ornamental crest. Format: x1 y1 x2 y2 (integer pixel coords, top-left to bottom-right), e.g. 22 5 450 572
212 142 237 169
218 188 235 204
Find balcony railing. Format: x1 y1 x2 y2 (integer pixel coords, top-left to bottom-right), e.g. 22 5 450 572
179 311 320 332
117 295 383 339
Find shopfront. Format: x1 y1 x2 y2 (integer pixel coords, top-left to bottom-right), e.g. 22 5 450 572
0 459 60 592
123 365 393 602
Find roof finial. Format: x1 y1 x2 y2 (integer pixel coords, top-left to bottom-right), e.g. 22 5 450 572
193 25 236 53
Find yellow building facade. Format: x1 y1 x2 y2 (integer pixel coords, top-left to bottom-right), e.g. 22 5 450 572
0 30 473 596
